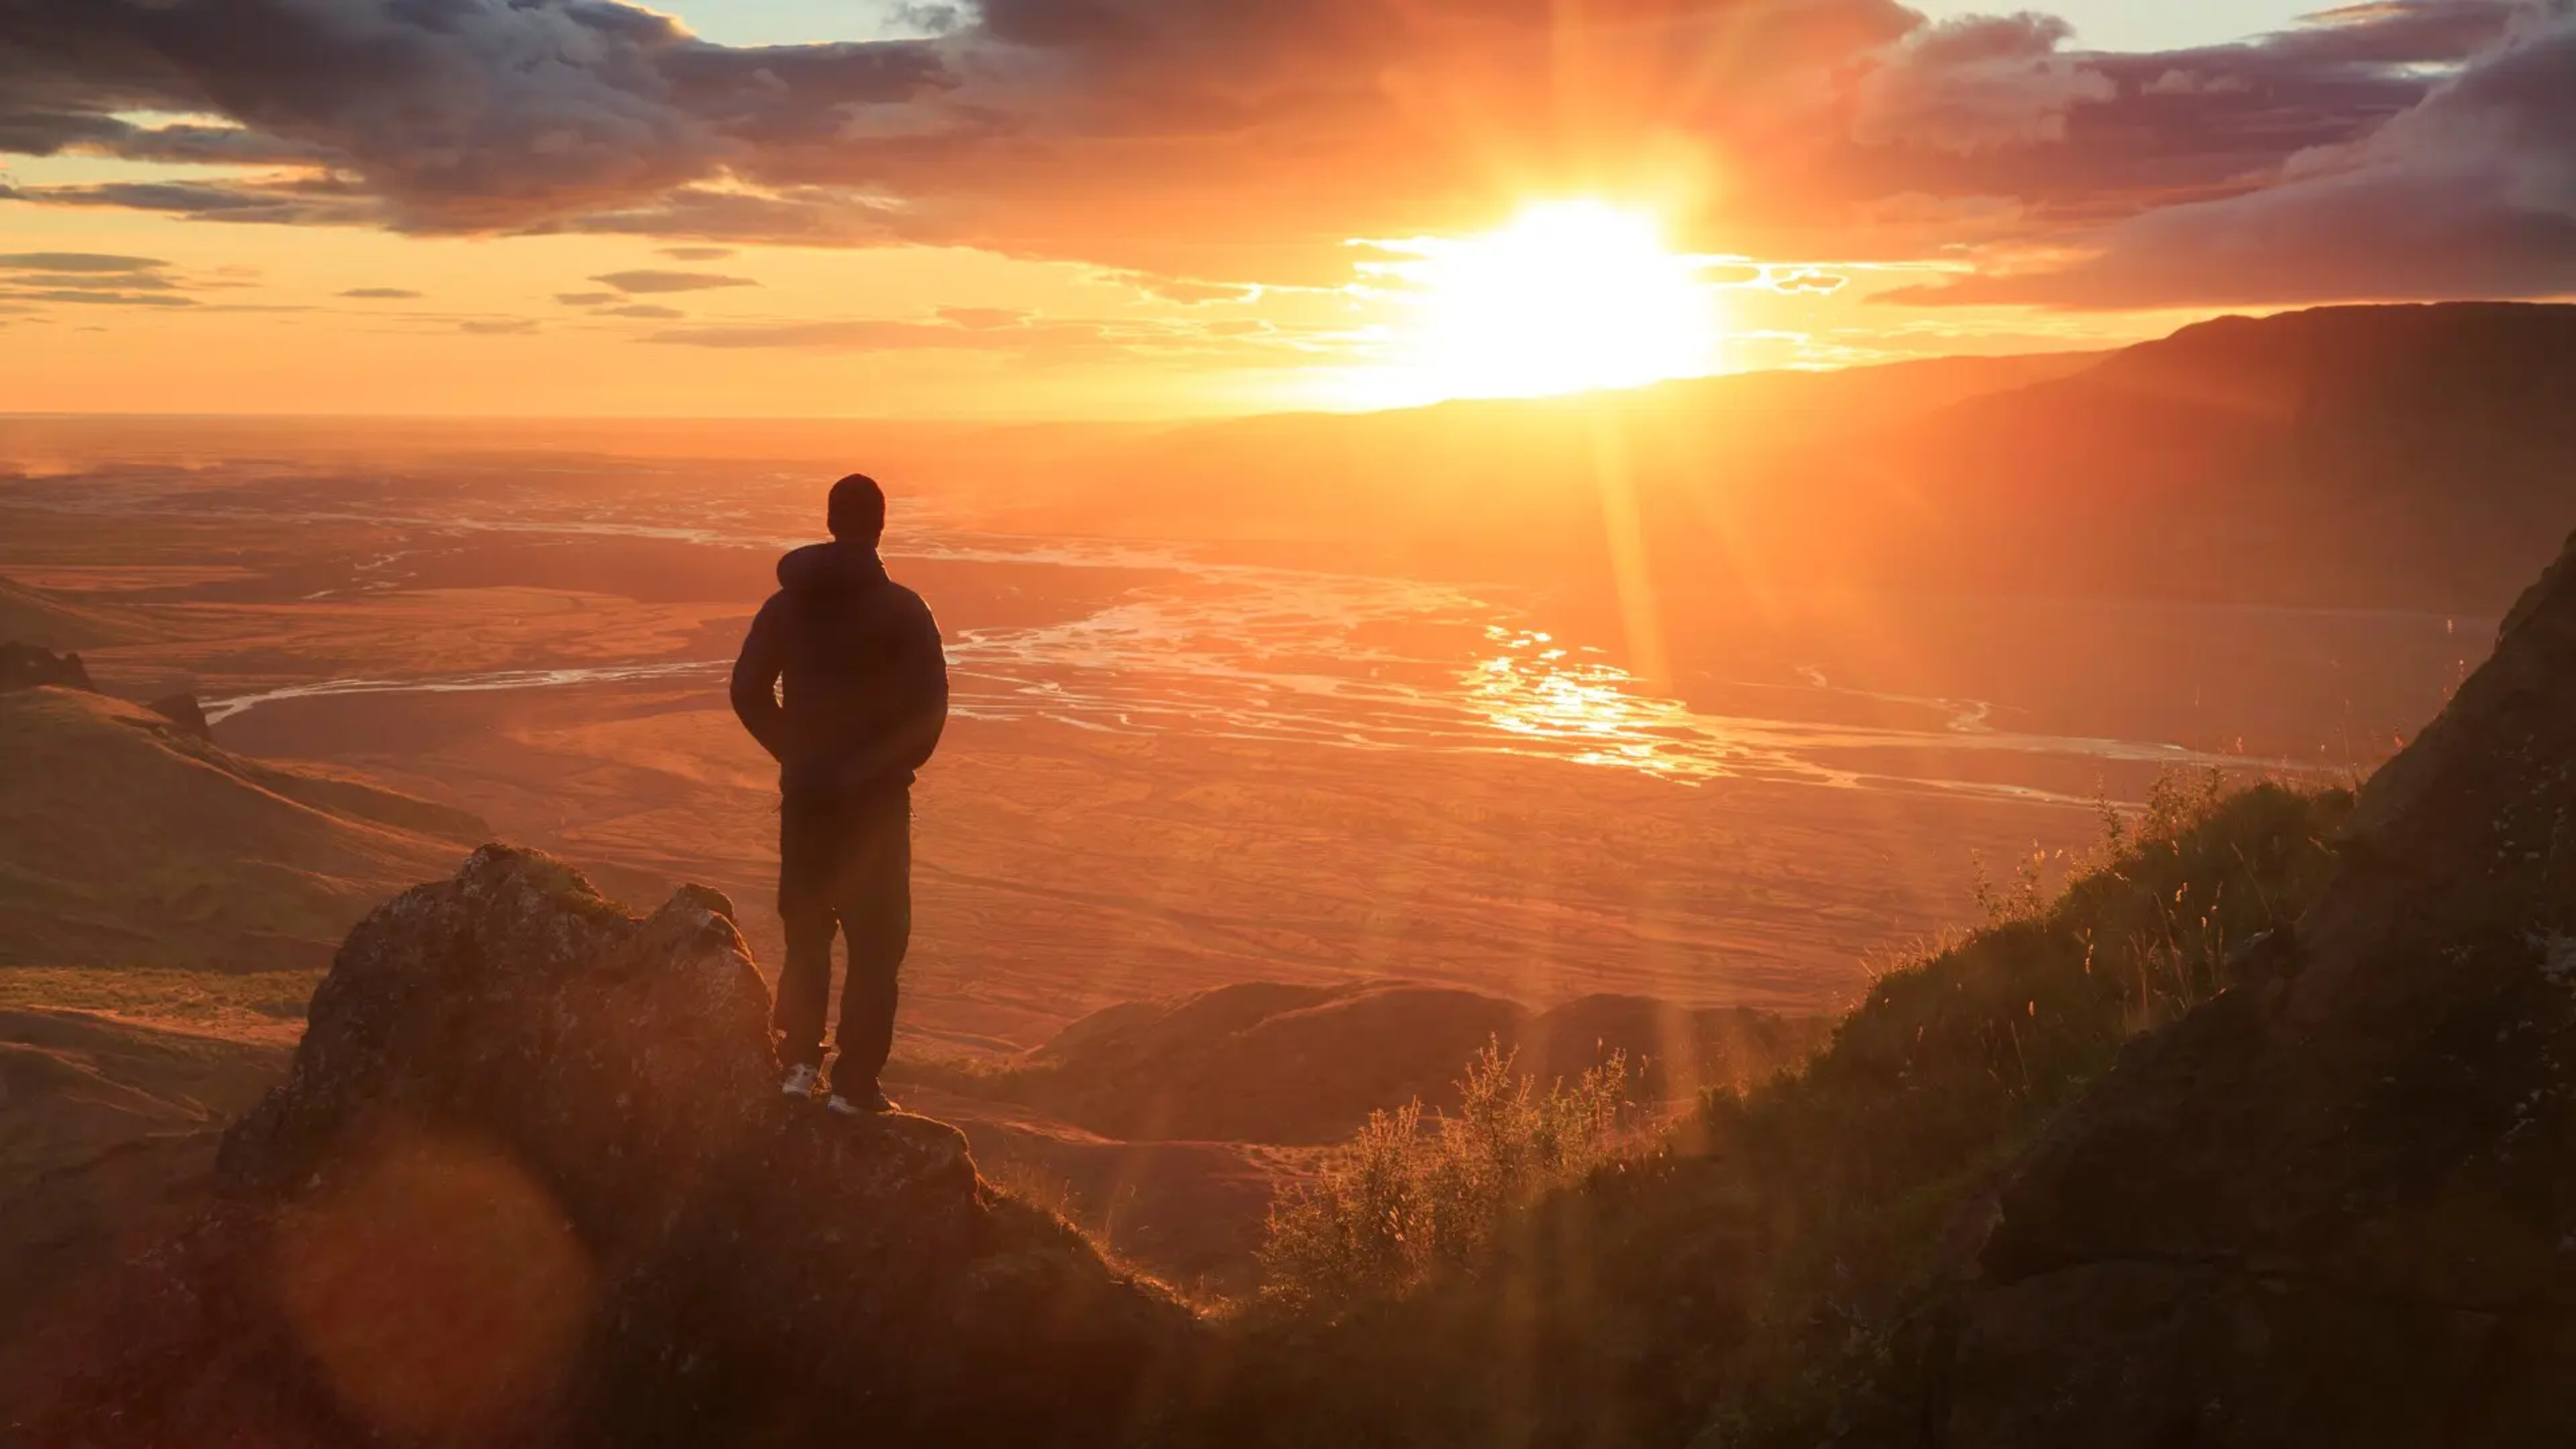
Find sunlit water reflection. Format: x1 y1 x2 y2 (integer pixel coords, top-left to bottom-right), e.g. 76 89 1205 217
19 470 2284 804
204 537 2276 806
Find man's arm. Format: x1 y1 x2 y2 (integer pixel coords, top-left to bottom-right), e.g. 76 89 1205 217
893 593 949 773
730 598 791 762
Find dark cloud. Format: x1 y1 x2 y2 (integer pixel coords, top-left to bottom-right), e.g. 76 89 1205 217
557 186 902 247
339 286 421 299
0 0 2563 309
1851 14 2112 153
0 0 1923 276
0 0 949 230
724 0 2508 275
0 250 246 309
0 288 197 307
1884 7 2576 308
769 0 1926 276
658 246 735 260
0 109 325 164
0 176 382 225
556 291 619 306
21 270 184 291
0 252 165 272
588 268 759 294
1811 1 2525 250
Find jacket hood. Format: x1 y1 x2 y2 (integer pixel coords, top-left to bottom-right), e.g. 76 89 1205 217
777 541 890 596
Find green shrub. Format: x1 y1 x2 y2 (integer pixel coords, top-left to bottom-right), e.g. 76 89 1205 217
1258 1038 1629 1312
1164 777 2354 1448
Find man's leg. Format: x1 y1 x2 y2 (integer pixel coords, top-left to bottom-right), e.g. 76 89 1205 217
827 790 912 1099
772 792 841 1073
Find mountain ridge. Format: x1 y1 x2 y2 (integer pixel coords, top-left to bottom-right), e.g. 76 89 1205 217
966 303 2576 616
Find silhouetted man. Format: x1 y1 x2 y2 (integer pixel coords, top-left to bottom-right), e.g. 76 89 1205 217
732 474 949 1115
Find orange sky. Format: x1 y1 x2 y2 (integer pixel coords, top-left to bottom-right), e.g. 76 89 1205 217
1 1 2567 418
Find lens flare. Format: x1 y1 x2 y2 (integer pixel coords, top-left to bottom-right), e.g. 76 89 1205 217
272 1126 594 1441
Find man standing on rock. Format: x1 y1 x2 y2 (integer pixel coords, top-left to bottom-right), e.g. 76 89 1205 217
732 474 949 1116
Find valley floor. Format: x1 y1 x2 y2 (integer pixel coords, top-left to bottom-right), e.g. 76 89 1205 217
0 428 2468 1326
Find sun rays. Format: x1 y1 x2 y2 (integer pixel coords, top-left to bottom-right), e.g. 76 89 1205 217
1355 200 1731 405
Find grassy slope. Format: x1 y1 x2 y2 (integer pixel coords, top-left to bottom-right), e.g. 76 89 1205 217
0 686 484 971
1161 780 2352 1447
0 686 494 1403
0 575 136 651
903 979 1826 1146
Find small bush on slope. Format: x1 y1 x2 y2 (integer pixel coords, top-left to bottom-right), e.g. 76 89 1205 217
1258 1040 1630 1311
1161 777 2351 1449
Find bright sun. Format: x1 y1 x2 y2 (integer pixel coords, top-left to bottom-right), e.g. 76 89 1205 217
1371 200 1726 403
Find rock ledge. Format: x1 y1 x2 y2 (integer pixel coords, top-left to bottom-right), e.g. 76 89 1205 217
34 846 1191 1448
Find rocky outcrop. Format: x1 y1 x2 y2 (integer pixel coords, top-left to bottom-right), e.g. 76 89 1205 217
25 847 1191 1448
0 641 91 694
1867 537 2576 1446
146 692 213 741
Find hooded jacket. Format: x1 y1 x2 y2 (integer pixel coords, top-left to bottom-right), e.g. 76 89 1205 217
731 542 949 798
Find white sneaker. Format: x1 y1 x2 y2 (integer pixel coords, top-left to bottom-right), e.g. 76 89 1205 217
826 1087 896 1117
781 1063 820 1099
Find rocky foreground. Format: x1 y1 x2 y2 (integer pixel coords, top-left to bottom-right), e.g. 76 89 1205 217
23 849 1189 1447
1845 542 2576 1445
30 526 2576 1445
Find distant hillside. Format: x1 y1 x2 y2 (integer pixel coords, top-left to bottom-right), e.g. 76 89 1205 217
902 977 1828 1145
1753 302 2576 612
0 686 485 971
973 351 2102 574
978 304 2576 615
0 575 133 651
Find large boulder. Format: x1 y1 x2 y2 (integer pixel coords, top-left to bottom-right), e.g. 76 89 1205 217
25 847 1191 1448
0 643 91 694
1875 537 2576 1444
145 692 213 741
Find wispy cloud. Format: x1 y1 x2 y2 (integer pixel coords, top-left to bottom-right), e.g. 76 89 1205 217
0 288 197 307
0 252 166 273
0 250 203 308
589 270 759 295
645 310 1332 363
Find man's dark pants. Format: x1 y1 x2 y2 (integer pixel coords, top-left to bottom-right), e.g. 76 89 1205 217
773 786 911 1095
